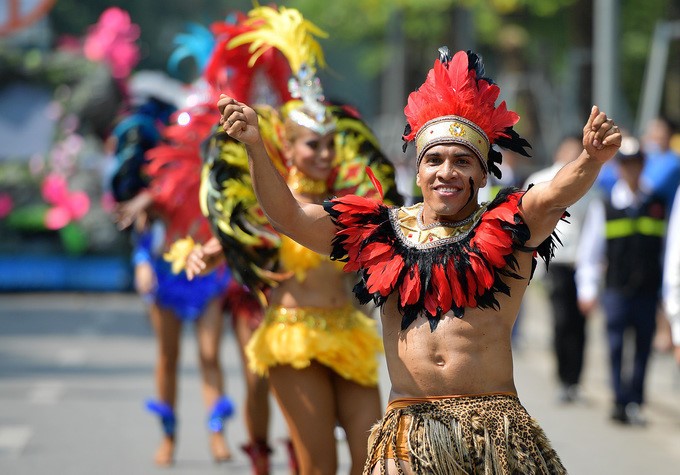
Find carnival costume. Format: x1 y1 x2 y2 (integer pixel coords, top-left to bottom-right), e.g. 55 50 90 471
110 22 239 444
367 394 565 475
246 233 382 387
143 100 232 320
322 48 566 473
197 5 402 388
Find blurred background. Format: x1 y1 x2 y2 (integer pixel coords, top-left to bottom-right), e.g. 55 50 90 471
1 0 678 290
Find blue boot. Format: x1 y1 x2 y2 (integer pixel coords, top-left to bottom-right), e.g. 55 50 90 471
207 395 235 463
145 399 176 466
145 399 176 436
207 395 235 432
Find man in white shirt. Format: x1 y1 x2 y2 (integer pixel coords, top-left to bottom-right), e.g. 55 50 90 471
663 187 680 365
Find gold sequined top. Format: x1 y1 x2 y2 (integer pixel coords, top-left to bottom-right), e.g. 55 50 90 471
264 304 363 330
279 234 345 281
391 202 488 249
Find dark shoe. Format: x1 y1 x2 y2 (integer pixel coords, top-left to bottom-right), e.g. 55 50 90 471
610 403 629 424
242 440 272 475
557 384 580 404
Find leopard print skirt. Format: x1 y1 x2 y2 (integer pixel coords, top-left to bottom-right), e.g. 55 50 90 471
365 393 567 475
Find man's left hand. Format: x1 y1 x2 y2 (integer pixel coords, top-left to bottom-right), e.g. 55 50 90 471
583 105 622 164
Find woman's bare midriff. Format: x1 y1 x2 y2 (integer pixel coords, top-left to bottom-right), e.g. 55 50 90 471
271 260 355 308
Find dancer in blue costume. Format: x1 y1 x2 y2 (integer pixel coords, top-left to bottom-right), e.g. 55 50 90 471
164 12 294 474
112 77 234 466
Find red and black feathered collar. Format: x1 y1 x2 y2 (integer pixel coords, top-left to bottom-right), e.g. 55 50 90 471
324 187 559 331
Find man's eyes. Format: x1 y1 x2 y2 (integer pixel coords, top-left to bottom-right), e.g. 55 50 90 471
424 157 471 166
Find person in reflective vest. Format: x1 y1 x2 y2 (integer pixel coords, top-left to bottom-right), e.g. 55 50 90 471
576 135 667 426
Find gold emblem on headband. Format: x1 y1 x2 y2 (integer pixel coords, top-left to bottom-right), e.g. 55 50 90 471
415 116 490 170
449 122 466 137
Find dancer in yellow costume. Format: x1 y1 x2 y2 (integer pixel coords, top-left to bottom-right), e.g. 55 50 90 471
186 5 403 475
237 103 387 474
249 233 381 388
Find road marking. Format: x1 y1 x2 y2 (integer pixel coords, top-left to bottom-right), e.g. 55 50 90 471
0 425 32 458
28 381 64 405
57 348 86 366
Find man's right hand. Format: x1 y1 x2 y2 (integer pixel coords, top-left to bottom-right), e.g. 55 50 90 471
217 94 261 145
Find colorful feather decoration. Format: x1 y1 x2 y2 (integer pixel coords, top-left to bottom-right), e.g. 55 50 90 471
227 4 327 76
204 12 291 104
402 48 531 178
144 103 219 250
325 188 560 331
200 105 287 293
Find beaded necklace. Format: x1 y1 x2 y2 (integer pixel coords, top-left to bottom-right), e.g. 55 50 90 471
287 166 328 196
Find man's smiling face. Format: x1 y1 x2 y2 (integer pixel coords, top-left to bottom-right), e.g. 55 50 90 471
416 143 487 225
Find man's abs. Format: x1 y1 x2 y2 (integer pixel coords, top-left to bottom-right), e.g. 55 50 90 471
381 307 518 399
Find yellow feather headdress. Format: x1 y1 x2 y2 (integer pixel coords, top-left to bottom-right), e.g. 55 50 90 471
228 4 335 135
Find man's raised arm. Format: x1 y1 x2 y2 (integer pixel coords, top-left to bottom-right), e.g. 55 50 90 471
217 94 337 255
520 105 622 247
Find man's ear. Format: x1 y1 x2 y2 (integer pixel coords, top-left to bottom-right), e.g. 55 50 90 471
480 172 488 189
415 172 421 188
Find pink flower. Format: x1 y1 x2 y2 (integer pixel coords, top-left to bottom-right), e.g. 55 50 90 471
0 193 13 218
83 7 140 79
41 174 90 230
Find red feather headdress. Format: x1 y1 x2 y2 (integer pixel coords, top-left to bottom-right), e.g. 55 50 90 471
403 47 531 178
204 13 291 106
144 103 219 247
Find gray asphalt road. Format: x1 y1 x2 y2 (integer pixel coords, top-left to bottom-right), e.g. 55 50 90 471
1 286 679 474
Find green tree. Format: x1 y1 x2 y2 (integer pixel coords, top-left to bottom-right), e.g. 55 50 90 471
46 0 679 131
289 0 678 158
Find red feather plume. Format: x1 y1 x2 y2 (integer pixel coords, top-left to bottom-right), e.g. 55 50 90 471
204 15 291 105
403 50 519 144
446 257 466 308
469 253 495 294
425 263 452 316
366 252 404 297
145 104 219 246
364 166 384 201
464 267 478 307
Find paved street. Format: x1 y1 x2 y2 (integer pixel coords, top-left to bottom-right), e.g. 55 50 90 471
1 286 680 475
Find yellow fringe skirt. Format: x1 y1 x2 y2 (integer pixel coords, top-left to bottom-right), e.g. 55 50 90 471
245 304 383 387
366 393 567 475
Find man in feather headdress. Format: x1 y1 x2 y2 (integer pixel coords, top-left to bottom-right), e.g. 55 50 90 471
218 46 621 474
